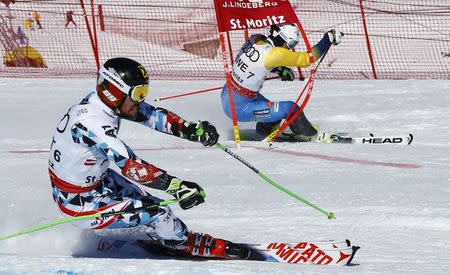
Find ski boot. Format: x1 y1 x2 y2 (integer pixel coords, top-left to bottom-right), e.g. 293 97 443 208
182 232 250 259
256 121 310 142
309 131 351 143
145 232 249 259
303 124 351 143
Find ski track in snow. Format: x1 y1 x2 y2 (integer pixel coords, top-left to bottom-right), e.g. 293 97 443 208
0 78 449 274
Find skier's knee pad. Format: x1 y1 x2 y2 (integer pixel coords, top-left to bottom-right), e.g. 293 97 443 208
150 206 187 241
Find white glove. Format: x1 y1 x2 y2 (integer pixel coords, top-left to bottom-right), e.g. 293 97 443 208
327 29 344 45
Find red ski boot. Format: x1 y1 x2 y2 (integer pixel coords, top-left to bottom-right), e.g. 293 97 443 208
144 232 250 259
183 232 249 259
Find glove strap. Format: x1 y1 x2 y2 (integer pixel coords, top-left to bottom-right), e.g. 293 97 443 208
166 178 182 196
181 121 205 141
195 121 204 137
281 68 291 77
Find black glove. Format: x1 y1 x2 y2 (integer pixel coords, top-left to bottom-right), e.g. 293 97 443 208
184 121 219 146
272 66 295 81
166 178 205 210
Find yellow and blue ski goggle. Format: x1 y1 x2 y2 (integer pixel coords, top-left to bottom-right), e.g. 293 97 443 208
128 84 149 103
99 66 149 103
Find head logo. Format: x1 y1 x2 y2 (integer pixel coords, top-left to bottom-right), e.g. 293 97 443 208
138 65 148 78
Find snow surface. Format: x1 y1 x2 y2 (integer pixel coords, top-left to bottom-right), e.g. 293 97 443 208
0 78 449 274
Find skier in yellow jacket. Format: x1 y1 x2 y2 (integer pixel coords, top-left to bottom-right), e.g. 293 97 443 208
221 24 344 142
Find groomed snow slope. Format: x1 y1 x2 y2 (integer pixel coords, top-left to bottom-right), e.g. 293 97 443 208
0 78 449 274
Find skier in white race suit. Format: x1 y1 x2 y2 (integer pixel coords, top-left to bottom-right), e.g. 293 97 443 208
48 57 246 258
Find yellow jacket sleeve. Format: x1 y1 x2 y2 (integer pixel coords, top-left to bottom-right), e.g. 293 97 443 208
264 47 311 69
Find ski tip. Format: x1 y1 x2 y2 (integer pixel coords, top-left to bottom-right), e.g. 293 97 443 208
408 133 414 145
327 212 335 219
346 246 361 266
345 239 351 247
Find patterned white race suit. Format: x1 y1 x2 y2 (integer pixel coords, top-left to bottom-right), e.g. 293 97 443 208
49 92 196 243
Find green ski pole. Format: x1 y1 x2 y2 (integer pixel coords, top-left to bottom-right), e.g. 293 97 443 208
216 143 334 219
0 199 177 241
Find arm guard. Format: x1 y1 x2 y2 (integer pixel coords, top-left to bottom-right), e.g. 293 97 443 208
264 33 333 69
133 103 192 138
121 159 174 190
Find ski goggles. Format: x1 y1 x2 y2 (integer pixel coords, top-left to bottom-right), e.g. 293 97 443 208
99 66 149 103
128 84 149 103
277 29 299 49
286 39 299 50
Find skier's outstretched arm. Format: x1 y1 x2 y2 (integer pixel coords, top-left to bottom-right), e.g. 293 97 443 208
132 102 219 146
265 29 344 69
73 118 206 210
